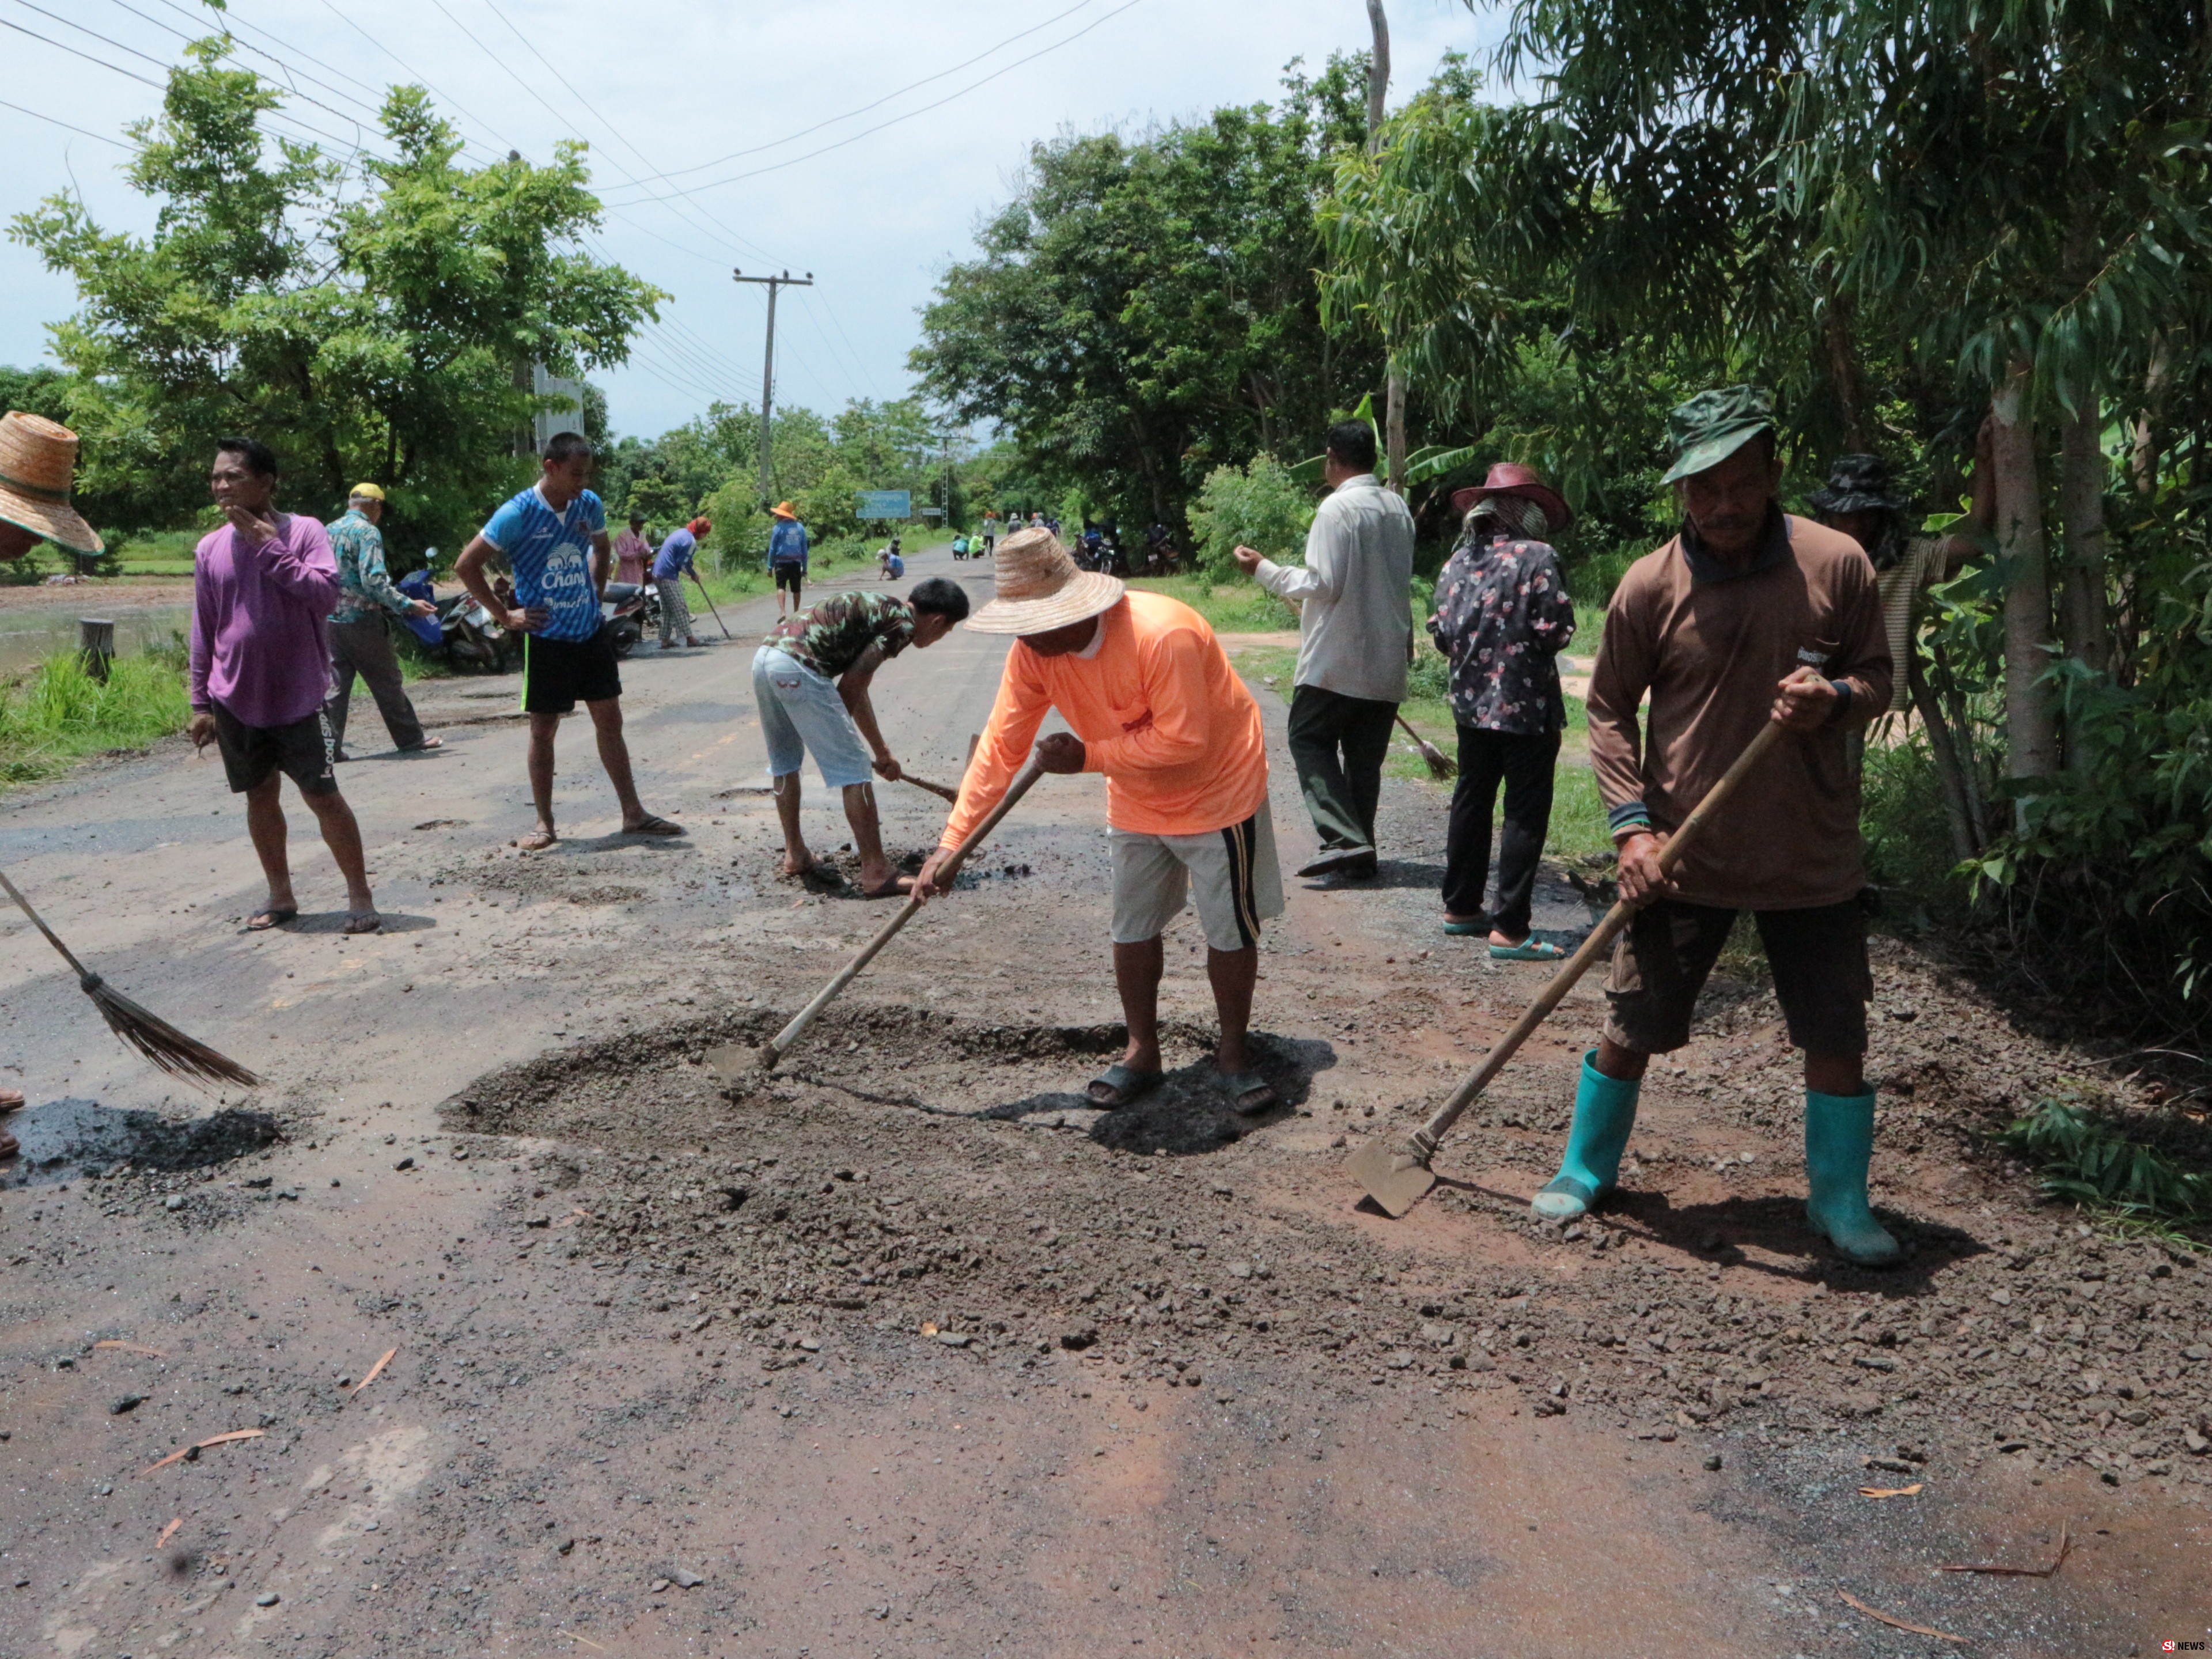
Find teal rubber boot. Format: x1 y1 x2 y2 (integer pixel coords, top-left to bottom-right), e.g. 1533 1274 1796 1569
1531 1051 1641 1221
1804 1088 1902 1267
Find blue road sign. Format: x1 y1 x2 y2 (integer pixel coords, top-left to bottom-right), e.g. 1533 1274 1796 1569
855 490 912 520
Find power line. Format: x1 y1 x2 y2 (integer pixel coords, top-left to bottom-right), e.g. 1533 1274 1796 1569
0 5 378 156
308 0 524 165
793 289 873 403
0 93 138 149
469 0 785 268
622 0 1100 184
605 0 1147 206
120 0 392 131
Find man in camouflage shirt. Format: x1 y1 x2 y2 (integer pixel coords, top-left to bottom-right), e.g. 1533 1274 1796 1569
324 484 441 759
752 578 971 896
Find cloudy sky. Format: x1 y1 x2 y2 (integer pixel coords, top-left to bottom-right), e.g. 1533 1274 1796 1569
0 0 1507 443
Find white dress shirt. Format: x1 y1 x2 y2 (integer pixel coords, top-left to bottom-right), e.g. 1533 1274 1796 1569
1253 472 1416 703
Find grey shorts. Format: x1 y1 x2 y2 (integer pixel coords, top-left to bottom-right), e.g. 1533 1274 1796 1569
1603 897 1872 1056
752 645 872 788
1110 799 1284 950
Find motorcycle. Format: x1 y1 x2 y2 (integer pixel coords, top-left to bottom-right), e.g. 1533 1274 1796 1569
601 581 650 657
396 563 507 673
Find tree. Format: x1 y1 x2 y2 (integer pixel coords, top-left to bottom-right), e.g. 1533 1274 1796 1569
10 39 662 559
912 60 1385 534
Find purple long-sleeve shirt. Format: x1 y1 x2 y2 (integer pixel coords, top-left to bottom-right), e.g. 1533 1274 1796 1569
189 513 341 728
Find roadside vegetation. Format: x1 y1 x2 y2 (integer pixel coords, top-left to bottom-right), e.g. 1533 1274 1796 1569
0 647 191 789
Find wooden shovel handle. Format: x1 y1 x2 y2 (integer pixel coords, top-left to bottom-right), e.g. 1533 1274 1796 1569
762 755 1047 1066
1407 718 1789 1158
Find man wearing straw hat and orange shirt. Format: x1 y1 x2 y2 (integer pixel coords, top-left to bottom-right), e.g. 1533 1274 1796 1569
914 528 1284 1113
0 410 108 1148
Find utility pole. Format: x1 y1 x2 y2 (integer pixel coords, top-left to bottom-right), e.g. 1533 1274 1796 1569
1365 1 1406 497
732 268 813 509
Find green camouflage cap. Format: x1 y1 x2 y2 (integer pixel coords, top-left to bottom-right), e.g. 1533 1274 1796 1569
1662 384 1775 483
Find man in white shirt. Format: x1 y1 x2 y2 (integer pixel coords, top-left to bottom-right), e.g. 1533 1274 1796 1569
1233 422 1415 878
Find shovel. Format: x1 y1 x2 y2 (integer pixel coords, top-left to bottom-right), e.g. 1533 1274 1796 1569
709 752 1048 1085
1347 718 1787 1217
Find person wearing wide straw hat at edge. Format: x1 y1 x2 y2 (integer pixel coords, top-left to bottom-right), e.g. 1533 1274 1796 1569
914 529 1285 1114
1536 385 1902 1267
1429 462 1578 959
0 412 112 1150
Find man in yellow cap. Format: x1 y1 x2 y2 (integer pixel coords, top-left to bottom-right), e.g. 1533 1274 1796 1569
768 501 808 618
0 409 107 1152
323 482 441 760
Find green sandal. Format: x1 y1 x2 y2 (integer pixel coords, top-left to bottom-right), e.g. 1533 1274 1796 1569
1490 937 1567 961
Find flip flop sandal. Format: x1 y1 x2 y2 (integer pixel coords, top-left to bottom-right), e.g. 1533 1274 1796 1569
0 1088 24 1113
344 912 382 935
1442 918 1487 936
859 878 912 900
0 1131 16 1160
1086 1064 1164 1109
516 830 558 853
1215 1071 1279 1115
245 908 297 932
1489 938 1568 961
623 815 686 836
402 737 445 752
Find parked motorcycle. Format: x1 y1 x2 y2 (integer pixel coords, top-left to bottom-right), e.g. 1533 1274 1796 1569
601 581 649 657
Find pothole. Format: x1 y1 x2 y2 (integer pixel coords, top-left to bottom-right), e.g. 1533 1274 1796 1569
2 1097 283 1188
440 1005 1323 1157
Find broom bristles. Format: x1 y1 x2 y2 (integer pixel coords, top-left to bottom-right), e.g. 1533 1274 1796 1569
1418 740 1457 779
85 976 262 1090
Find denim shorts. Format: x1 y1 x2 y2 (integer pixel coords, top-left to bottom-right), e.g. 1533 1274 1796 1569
752 645 873 788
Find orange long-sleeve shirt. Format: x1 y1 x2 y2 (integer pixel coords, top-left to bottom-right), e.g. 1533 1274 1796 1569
941 592 1269 847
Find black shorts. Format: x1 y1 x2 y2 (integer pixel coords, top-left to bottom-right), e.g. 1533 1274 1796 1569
521 626 621 715
773 563 805 595
1603 897 1871 1056
211 702 338 797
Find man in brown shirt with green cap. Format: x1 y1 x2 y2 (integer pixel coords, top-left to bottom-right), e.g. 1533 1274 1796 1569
1532 384 1903 1267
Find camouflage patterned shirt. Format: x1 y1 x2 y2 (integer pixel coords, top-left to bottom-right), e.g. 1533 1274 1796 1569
764 591 915 679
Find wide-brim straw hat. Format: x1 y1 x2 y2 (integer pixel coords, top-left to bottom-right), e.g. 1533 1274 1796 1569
0 411 103 554
771 501 798 520
965 527 1124 635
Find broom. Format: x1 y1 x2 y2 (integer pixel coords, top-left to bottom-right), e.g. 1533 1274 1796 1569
1395 714 1456 779
0 867 261 1090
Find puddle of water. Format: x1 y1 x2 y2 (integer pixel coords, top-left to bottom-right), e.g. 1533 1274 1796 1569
0 603 193 676
3 1095 281 1187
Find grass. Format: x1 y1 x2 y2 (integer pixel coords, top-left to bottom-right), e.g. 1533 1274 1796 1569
695 533 949 613
1227 638 1615 866
1126 573 1302 634
0 646 191 789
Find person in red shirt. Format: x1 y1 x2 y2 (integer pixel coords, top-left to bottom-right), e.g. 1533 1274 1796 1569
916 530 1282 1113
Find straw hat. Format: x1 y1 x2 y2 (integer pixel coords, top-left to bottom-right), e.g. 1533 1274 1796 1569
0 411 103 554
770 501 798 520
965 527 1123 635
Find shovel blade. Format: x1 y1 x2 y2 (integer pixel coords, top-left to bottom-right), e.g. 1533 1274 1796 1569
1346 1139 1437 1218
706 1043 774 1085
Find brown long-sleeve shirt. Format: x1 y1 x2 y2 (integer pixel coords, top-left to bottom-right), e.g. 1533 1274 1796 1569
1587 510 1890 911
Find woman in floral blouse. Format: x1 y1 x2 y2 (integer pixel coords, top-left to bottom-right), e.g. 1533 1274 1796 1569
1427 464 1577 958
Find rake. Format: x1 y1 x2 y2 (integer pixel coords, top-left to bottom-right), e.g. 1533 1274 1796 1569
0 867 262 1090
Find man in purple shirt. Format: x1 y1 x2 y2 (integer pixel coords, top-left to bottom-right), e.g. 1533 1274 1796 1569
187 437 380 934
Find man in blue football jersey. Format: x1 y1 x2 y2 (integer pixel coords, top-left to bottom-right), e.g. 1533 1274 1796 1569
456 431 684 851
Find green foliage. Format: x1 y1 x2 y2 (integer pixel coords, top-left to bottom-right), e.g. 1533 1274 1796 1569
1999 1099 2211 1229
0 650 190 788
1188 454 1317 579
911 61 1390 536
8 43 662 561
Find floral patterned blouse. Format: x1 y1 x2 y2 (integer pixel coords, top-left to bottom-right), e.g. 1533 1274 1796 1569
1427 532 1576 735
